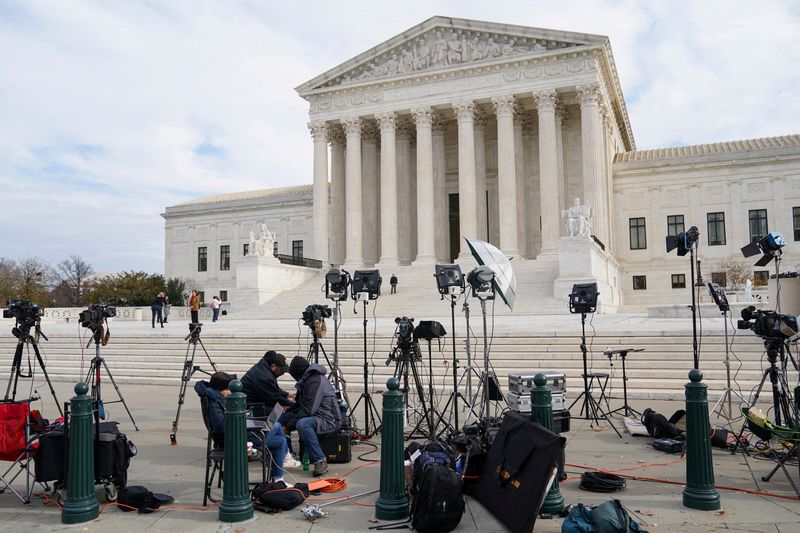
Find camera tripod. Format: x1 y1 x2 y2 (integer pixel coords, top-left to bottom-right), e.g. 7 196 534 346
84 324 138 430
170 323 216 445
711 309 747 421
390 339 444 440
4 319 62 416
349 300 381 438
732 338 799 455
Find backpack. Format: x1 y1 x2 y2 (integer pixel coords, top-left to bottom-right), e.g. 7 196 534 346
640 409 684 439
561 500 647 533
252 481 309 512
410 462 464 533
118 485 174 513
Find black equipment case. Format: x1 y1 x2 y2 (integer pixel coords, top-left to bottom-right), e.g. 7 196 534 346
320 428 352 463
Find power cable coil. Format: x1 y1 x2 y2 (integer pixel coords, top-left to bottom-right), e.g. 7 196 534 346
579 471 626 492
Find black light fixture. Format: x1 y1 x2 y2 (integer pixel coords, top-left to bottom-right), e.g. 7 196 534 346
467 265 495 300
666 226 700 256
351 270 382 301
325 267 351 301
568 283 598 314
741 231 786 266
434 264 465 296
666 225 701 370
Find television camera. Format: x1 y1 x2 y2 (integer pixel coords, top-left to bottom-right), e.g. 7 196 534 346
737 306 800 342
387 316 421 364
79 304 116 330
4 300 45 337
303 304 332 337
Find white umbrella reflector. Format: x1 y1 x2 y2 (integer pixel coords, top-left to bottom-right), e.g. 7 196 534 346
464 237 516 311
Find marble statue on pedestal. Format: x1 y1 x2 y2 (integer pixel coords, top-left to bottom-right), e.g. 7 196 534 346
562 197 592 238
248 231 259 256
745 278 753 302
259 223 275 256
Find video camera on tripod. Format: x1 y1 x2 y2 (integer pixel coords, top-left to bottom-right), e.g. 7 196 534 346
737 305 800 342
185 322 203 341
79 304 116 330
4 300 45 337
386 317 421 365
303 304 331 337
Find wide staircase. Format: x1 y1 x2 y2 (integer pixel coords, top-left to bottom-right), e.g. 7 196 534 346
0 328 772 404
254 258 569 319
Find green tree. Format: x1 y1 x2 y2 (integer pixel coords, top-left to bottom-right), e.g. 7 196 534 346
90 271 165 306
0 258 16 304
165 277 189 306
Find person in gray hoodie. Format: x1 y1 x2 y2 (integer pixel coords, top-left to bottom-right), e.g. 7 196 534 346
280 356 342 476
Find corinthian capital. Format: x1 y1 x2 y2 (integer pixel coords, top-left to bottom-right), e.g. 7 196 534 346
341 116 362 136
473 109 488 131
452 100 476 123
395 118 415 139
375 111 397 131
576 83 602 107
328 124 346 147
533 90 558 112
361 121 380 141
491 95 517 117
411 107 433 128
308 121 328 141
431 113 448 134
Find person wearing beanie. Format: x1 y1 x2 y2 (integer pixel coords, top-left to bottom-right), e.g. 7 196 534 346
280 356 342 476
241 350 295 416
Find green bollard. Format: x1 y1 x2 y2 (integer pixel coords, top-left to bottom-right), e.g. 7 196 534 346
376 378 409 520
530 373 564 515
219 379 254 522
683 370 721 510
62 382 99 524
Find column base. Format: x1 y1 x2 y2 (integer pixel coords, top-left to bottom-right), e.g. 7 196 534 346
501 248 521 259
375 496 410 521
412 254 437 267
682 488 721 511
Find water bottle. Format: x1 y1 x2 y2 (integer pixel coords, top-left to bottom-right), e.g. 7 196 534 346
302 450 310 471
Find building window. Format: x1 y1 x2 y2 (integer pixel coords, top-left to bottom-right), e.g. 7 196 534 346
243 243 249 256
198 291 205 304
219 290 228 302
629 218 646 250
667 215 685 237
707 212 726 246
292 240 303 258
711 272 727 287
220 245 230 271
197 247 207 272
793 207 800 241
748 209 768 242
632 275 647 290
273 241 279 256
671 274 686 289
753 271 769 287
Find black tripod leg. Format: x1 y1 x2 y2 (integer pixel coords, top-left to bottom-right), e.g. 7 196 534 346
31 341 63 417
197 339 217 372
4 341 24 402
171 343 197 444
99 358 139 430
732 368 769 455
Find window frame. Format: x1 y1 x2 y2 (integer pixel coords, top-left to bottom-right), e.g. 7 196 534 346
629 217 647 250
707 212 726 246
748 209 768 243
671 273 686 289
243 243 249 256
667 215 685 237
220 245 230 271
219 290 228 302
292 240 303 258
197 247 208 272
632 275 647 290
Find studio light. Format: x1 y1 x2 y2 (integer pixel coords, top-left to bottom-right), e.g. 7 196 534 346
325 267 351 301
434 264 465 295
351 269 381 301
568 283 598 314
666 224 701 370
741 231 786 266
665 226 700 256
467 265 495 300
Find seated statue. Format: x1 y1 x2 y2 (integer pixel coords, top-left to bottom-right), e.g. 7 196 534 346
562 197 592 238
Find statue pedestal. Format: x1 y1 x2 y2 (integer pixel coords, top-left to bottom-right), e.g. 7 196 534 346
553 236 622 312
232 255 319 310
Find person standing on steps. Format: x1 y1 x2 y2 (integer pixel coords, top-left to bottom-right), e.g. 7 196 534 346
151 292 166 328
390 273 398 294
211 295 221 322
189 289 200 323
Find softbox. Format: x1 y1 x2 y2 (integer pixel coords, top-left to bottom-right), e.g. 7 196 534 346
473 411 565 533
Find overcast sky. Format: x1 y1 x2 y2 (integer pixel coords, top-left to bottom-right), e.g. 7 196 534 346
1 0 798 274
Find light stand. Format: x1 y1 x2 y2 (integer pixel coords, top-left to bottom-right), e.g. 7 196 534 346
567 283 621 437
433 264 466 430
325 267 351 398
666 226 701 369
348 270 382 438
708 284 747 421
171 322 217 445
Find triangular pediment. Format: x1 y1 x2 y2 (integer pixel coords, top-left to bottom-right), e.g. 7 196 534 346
297 16 607 94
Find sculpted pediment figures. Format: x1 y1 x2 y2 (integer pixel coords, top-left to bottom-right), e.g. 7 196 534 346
319 28 584 89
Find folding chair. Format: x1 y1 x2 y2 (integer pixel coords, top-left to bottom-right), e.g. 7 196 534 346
0 399 38 503
742 407 800 497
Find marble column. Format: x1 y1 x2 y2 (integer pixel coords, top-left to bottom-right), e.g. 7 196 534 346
555 105 567 213
577 83 606 245
376 112 400 266
474 110 488 241
342 116 363 266
492 95 520 257
514 109 528 258
453 101 478 259
309 121 329 264
535 90 560 254
521 114 535 256
396 119 414 264
361 121 380 265
329 127 347 266
412 107 436 263
432 114 449 262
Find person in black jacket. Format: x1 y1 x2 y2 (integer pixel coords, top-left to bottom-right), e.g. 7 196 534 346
151 292 166 328
241 351 294 417
280 356 342 476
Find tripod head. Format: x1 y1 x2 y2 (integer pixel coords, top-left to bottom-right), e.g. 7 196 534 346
185 322 203 342
5 300 46 341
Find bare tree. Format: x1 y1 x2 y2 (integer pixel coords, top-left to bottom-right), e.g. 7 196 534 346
15 257 53 303
711 256 751 290
56 255 95 306
0 258 17 304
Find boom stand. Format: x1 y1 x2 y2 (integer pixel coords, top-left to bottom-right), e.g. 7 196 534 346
170 327 217 445
349 300 381 438
465 298 504 423
711 309 746 421
85 327 139 430
4 322 62 416
568 312 621 437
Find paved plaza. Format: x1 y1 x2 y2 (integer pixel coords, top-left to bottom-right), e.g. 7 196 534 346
0 319 798 533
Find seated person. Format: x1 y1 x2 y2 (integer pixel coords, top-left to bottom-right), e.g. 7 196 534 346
280 357 342 477
195 371 288 484
241 351 295 416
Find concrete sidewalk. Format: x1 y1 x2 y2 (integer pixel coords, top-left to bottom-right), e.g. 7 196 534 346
0 381 798 532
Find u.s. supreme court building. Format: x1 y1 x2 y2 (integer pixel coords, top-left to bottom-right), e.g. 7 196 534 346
163 17 800 314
